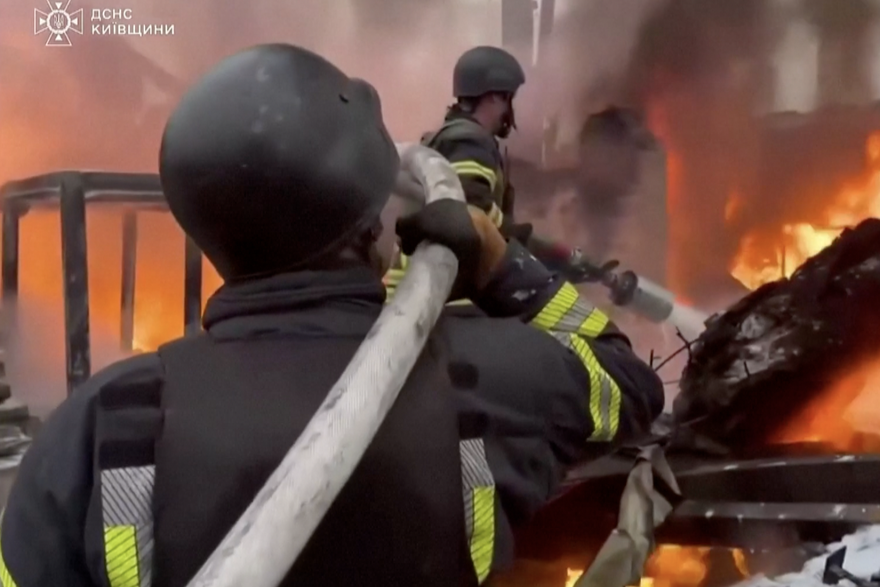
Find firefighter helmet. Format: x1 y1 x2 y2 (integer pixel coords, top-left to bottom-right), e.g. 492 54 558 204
452 46 526 99
159 43 399 280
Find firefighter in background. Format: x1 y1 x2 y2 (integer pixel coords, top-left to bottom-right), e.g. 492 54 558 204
0 44 663 586
386 45 609 299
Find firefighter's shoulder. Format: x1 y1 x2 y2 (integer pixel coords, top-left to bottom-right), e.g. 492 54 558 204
1 352 163 586
432 120 500 166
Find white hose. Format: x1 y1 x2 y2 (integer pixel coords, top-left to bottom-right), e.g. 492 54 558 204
185 143 465 587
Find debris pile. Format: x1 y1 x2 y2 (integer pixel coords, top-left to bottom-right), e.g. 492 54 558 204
671 218 880 454
738 526 880 586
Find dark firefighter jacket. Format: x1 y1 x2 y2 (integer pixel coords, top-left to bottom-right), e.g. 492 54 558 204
385 110 513 298
0 241 663 587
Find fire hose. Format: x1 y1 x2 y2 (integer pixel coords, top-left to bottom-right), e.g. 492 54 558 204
184 143 465 587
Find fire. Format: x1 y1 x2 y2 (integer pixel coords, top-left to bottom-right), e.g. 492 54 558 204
16 208 223 353
730 131 880 290
773 355 880 451
727 130 880 452
565 545 748 587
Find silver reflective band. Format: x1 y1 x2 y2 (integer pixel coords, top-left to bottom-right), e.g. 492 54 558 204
102 465 155 587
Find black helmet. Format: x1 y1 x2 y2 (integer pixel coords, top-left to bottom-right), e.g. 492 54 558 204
453 46 526 98
159 43 399 280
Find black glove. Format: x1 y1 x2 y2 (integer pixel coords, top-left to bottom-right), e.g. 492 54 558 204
501 221 533 245
565 255 620 284
395 199 481 286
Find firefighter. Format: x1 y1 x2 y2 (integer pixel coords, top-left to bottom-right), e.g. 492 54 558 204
386 45 605 300
0 44 663 587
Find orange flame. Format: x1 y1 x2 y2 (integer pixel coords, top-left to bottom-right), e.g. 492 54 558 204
565 546 747 587
728 130 880 451
17 208 222 352
731 131 880 289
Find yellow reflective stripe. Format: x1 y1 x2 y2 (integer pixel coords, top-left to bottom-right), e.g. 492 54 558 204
101 465 154 587
105 525 139 587
563 333 622 441
529 282 609 337
383 268 405 289
470 486 495 583
0 527 19 587
460 439 495 584
486 203 504 228
446 299 474 306
384 262 473 306
451 161 498 192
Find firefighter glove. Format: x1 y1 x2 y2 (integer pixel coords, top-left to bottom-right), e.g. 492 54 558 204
395 199 506 295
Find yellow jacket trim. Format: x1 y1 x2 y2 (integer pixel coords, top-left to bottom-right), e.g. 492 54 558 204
0 526 19 587
460 439 496 584
566 333 622 441
470 486 495 582
529 283 609 338
101 465 155 587
529 283 621 441
450 161 498 193
384 256 472 306
104 525 140 587
486 203 504 228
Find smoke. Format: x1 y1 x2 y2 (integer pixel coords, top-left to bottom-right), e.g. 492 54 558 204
3 299 132 418
535 0 880 306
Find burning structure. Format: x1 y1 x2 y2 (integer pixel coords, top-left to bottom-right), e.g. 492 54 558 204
3 0 880 586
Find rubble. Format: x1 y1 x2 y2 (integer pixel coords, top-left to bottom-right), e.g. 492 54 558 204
672 218 880 453
736 526 880 586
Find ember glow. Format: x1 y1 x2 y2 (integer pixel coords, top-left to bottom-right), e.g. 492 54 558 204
565 546 748 587
730 131 880 290
17 208 222 352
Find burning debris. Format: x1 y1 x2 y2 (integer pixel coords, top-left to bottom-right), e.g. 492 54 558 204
674 217 880 454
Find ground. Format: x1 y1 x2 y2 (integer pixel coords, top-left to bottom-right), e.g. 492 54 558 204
738 526 880 586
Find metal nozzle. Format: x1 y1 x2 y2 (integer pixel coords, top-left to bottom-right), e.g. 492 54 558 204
602 269 675 324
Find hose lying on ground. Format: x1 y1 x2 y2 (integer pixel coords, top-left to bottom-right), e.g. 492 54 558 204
185 143 465 587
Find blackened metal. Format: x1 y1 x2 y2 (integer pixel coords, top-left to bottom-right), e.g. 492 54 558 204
1 171 163 207
658 501 880 548
60 173 91 394
822 547 880 586
1 205 21 304
517 449 880 560
1 202 23 351
674 453 880 505
183 236 202 336
120 210 138 350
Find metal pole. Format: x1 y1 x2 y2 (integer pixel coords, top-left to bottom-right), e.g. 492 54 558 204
60 173 91 395
120 210 138 351
1 203 21 351
183 236 202 336
2 204 21 306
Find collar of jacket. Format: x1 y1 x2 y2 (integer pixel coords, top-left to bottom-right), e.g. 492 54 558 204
444 107 479 125
202 267 386 332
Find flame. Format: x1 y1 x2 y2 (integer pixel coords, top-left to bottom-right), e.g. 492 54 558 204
565 546 748 587
16 208 223 353
772 354 880 451
727 130 880 451
730 131 880 290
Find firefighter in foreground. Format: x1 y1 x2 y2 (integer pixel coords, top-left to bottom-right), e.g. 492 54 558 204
0 44 663 586
386 45 605 299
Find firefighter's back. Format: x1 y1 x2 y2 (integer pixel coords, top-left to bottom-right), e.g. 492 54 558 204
150 292 465 586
